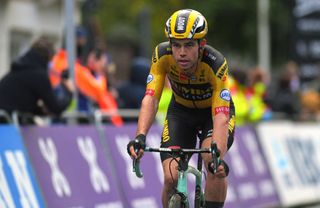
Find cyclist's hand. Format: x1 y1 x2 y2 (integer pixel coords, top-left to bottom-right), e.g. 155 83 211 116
127 134 146 160
209 160 229 178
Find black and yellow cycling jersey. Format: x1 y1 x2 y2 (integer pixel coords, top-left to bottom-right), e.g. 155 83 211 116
146 41 231 116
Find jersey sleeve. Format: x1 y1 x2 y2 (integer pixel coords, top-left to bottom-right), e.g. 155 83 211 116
145 44 167 101
211 58 231 116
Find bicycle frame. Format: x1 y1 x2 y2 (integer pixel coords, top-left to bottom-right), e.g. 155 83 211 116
176 162 204 207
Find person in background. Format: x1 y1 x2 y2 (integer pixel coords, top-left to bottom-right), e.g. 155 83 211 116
270 61 301 120
0 36 74 122
156 76 172 125
117 57 150 109
229 67 250 126
246 67 272 122
49 26 88 88
50 45 123 126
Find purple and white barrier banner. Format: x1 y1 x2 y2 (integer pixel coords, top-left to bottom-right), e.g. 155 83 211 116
0 125 45 208
257 122 320 207
17 123 282 207
21 125 124 208
225 125 280 208
103 124 280 208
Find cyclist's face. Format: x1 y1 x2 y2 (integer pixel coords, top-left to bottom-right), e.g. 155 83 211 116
171 39 199 72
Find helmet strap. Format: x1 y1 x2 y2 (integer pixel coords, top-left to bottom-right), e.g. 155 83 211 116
198 39 206 59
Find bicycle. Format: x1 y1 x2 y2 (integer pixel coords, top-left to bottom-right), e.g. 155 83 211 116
132 141 221 208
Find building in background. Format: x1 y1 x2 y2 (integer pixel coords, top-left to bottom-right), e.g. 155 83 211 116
0 0 82 79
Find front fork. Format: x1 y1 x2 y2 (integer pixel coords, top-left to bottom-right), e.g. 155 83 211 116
176 166 205 207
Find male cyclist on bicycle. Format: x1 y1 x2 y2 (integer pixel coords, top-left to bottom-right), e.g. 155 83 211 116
127 9 235 208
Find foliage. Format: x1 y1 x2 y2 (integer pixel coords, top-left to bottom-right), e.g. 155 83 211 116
90 0 291 69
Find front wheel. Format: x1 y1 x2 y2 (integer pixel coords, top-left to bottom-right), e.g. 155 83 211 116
168 193 189 208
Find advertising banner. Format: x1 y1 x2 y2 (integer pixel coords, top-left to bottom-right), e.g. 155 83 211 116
291 0 320 82
21 125 124 208
0 125 45 208
104 124 164 208
104 124 279 208
225 125 279 208
257 122 320 207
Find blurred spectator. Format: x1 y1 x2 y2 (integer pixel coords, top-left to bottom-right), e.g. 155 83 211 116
246 67 272 122
75 26 88 63
270 61 301 119
299 71 320 121
50 25 88 88
156 76 172 125
117 57 150 109
229 67 250 125
0 36 74 122
50 46 123 126
300 89 320 121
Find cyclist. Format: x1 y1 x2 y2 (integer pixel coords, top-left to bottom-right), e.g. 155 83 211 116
127 9 235 208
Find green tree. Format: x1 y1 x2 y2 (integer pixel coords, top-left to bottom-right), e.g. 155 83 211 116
92 0 290 70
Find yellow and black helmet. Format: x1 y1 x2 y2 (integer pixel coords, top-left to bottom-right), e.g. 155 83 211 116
165 9 208 39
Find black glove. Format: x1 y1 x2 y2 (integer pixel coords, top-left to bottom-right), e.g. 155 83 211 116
127 134 146 156
208 159 229 177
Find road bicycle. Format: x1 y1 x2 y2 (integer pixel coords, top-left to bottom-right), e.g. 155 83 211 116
132 141 221 208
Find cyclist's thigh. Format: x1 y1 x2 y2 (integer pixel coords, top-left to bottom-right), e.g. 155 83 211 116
199 109 235 150
160 105 198 162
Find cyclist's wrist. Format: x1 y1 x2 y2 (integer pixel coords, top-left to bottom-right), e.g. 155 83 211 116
135 134 146 143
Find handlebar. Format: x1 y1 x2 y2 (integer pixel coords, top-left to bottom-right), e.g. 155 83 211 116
132 141 221 178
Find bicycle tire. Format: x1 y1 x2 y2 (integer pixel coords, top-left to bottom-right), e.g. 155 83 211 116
168 193 189 208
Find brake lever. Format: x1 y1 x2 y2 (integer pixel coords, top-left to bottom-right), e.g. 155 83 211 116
132 141 144 178
208 141 221 174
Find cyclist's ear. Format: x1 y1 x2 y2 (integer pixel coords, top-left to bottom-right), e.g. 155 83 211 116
199 39 206 49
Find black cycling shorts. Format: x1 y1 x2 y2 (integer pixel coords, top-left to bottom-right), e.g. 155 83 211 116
160 97 235 162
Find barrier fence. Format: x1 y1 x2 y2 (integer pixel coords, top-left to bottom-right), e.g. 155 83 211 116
0 121 319 208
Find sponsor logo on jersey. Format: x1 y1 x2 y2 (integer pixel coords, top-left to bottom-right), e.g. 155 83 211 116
145 89 155 96
220 89 231 101
146 74 153 84
190 75 197 81
214 106 230 115
217 63 227 81
205 51 217 62
171 81 212 100
179 73 188 80
162 119 170 142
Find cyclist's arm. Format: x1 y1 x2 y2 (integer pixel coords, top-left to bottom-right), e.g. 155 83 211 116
136 44 167 136
136 94 159 135
212 113 229 158
211 59 230 159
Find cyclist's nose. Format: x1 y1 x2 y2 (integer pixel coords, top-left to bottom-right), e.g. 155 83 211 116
179 47 187 57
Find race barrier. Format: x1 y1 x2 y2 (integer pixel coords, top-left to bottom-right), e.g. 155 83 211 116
0 121 319 207
0 125 45 208
257 121 320 207
21 125 124 208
